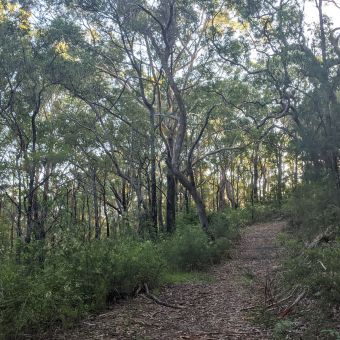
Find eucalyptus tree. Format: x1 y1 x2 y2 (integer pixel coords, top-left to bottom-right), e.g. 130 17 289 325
0 4 63 244
51 0 221 233
227 0 340 198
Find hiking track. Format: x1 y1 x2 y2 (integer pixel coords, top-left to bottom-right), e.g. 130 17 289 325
55 220 285 340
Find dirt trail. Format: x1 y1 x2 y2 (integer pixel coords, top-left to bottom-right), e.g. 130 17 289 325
55 220 285 340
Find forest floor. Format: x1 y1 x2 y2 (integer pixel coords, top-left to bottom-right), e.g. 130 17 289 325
54 220 286 340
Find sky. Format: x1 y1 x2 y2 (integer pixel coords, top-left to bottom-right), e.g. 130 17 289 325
305 0 340 26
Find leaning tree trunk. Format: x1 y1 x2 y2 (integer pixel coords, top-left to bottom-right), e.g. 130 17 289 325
173 168 209 234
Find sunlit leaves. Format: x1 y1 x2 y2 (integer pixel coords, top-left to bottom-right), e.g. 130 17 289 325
209 11 250 34
0 1 32 33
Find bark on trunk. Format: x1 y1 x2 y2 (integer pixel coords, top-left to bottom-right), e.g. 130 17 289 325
166 164 176 233
92 167 100 240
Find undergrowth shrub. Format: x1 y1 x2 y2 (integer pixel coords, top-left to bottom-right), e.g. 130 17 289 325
161 225 212 271
284 181 340 240
0 238 164 339
276 181 340 338
281 181 340 306
281 236 340 305
176 209 200 228
208 210 242 240
250 202 282 222
0 210 243 338
161 209 244 271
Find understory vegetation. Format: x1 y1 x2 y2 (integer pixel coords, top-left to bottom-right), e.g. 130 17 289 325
0 207 251 339
260 179 340 339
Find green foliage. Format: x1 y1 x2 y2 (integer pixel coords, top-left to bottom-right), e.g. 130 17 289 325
284 181 340 239
320 329 340 340
161 225 212 271
160 210 243 271
282 238 340 305
208 210 242 239
0 238 164 339
0 210 241 338
250 202 282 223
280 181 340 306
273 320 295 339
176 209 200 228
276 180 340 338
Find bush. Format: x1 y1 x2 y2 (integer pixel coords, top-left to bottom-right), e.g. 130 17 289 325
161 211 241 271
283 181 340 240
0 238 165 339
282 237 340 305
273 180 340 339
0 211 241 338
176 209 200 228
208 210 241 240
161 225 212 271
280 181 340 309
251 202 282 222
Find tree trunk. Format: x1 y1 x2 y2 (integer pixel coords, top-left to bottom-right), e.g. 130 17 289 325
166 164 176 233
92 167 100 240
226 179 237 209
173 169 209 234
252 143 259 204
218 169 227 211
149 113 158 233
276 148 283 204
102 178 110 238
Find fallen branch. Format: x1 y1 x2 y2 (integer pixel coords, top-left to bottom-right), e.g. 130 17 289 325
306 226 337 249
141 283 184 309
266 286 299 310
241 286 297 312
279 290 306 318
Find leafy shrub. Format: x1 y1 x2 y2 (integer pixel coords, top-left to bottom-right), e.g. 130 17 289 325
280 179 340 304
0 238 165 339
161 211 241 271
208 210 240 241
284 181 340 240
275 180 340 338
0 211 241 338
273 320 295 339
209 237 231 263
0 258 87 338
161 225 212 271
282 238 340 305
176 209 200 228
251 202 281 222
